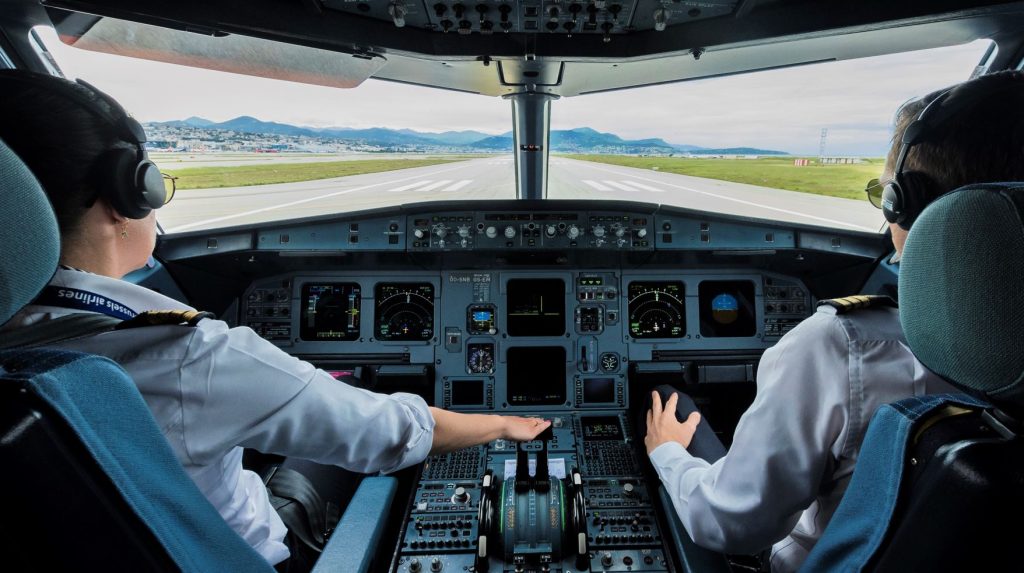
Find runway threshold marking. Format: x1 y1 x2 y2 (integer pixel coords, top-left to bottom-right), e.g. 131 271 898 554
577 162 877 232
621 181 665 193
388 180 433 192
604 181 639 192
582 180 612 191
165 164 470 232
443 180 473 192
418 180 453 192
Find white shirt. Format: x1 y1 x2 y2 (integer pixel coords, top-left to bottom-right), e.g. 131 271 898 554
2 268 436 565
648 304 954 573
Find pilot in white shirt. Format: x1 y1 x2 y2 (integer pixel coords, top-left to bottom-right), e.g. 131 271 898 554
646 301 953 572
3 267 437 564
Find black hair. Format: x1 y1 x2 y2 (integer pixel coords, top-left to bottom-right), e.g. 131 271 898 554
0 71 128 242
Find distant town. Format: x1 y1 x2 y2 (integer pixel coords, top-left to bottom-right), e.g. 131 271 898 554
143 116 790 157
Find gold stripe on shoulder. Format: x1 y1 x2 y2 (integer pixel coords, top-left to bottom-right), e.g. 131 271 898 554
818 295 897 314
115 310 215 330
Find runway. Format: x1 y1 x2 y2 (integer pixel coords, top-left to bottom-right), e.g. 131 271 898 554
158 156 884 234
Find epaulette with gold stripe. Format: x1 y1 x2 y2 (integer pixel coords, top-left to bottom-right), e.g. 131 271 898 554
817 295 897 314
115 310 215 330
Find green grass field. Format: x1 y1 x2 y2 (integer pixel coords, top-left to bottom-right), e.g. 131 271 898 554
163 158 465 190
565 155 885 200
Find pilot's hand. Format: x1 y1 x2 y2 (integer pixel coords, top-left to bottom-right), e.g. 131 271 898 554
502 416 552 441
645 391 700 455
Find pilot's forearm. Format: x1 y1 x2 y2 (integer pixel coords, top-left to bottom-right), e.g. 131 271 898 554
428 407 508 455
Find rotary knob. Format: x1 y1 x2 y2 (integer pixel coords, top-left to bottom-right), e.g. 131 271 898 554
430 557 443 572
612 224 626 238
485 226 498 239
601 552 614 567
545 224 557 237
567 225 581 240
452 486 470 504
457 225 471 238
636 228 648 238
413 229 426 239
592 224 606 238
433 224 449 238
409 558 422 572
623 483 636 497
504 226 517 239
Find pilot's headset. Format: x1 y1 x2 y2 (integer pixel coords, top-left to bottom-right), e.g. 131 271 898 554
0 70 169 219
881 76 1015 229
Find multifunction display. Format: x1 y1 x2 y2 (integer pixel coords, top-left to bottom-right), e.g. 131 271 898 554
374 283 435 341
581 415 624 441
300 283 361 341
627 281 685 338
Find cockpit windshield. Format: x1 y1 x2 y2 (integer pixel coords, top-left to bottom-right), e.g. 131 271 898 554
34 26 992 233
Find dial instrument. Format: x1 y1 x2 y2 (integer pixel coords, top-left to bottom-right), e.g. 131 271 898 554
467 343 496 374
374 283 435 341
627 281 685 338
600 352 620 372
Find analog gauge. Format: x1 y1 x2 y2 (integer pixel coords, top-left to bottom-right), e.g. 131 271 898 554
600 352 620 372
627 281 685 338
374 283 434 341
467 343 495 374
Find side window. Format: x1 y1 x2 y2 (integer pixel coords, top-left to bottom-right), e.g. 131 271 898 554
27 27 63 76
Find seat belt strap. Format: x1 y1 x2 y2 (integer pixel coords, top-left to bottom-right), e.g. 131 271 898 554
267 468 328 553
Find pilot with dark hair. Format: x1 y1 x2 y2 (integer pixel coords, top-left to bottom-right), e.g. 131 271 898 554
644 70 1024 572
0 70 550 571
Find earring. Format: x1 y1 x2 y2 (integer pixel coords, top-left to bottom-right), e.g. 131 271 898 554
121 222 129 240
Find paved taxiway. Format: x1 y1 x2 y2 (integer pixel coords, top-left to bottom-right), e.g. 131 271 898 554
158 156 884 234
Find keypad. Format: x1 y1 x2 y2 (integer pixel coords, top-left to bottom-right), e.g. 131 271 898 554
422 447 483 480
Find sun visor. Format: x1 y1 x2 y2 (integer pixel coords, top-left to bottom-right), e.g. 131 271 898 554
50 14 386 89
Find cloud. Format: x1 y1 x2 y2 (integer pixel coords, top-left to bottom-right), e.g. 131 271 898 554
35 27 991 155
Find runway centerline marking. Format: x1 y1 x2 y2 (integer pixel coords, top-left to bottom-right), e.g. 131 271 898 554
575 162 876 232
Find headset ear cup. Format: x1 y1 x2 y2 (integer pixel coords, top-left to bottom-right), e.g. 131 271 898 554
136 160 166 210
881 181 904 225
896 171 933 230
99 148 150 219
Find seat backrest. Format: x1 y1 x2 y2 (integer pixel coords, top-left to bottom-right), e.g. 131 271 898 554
801 183 1024 572
0 138 273 571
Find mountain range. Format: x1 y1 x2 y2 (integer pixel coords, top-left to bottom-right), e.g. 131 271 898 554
150 116 788 155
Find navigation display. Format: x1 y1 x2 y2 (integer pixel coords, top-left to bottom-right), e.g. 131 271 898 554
300 283 361 341
507 347 566 405
699 280 757 337
375 283 435 341
627 281 685 338
506 279 566 336
581 416 624 441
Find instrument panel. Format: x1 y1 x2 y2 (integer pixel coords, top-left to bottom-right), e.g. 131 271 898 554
242 270 813 411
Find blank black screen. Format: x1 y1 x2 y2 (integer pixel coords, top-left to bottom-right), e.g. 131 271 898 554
451 380 485 406
507 347 566 405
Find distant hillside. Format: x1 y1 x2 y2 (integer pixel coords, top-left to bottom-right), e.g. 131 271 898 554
148 116 788 155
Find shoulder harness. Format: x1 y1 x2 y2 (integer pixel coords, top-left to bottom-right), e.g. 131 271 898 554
817 295 897 314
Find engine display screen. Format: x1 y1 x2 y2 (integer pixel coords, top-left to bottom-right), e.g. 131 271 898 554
581 416 624 441
507 347 566 405
506 279 566 336
300 283 361 341
467 304 497 335
451 379 485 406
582 377 616 404
699 280 757 337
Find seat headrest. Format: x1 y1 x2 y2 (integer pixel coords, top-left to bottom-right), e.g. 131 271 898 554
900 183 1024 408
0 138 60 325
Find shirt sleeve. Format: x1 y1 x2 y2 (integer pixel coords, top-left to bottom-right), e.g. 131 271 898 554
177 319 435 474
648 311 851 554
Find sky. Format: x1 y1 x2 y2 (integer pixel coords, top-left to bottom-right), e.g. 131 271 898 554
35 27 992 156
